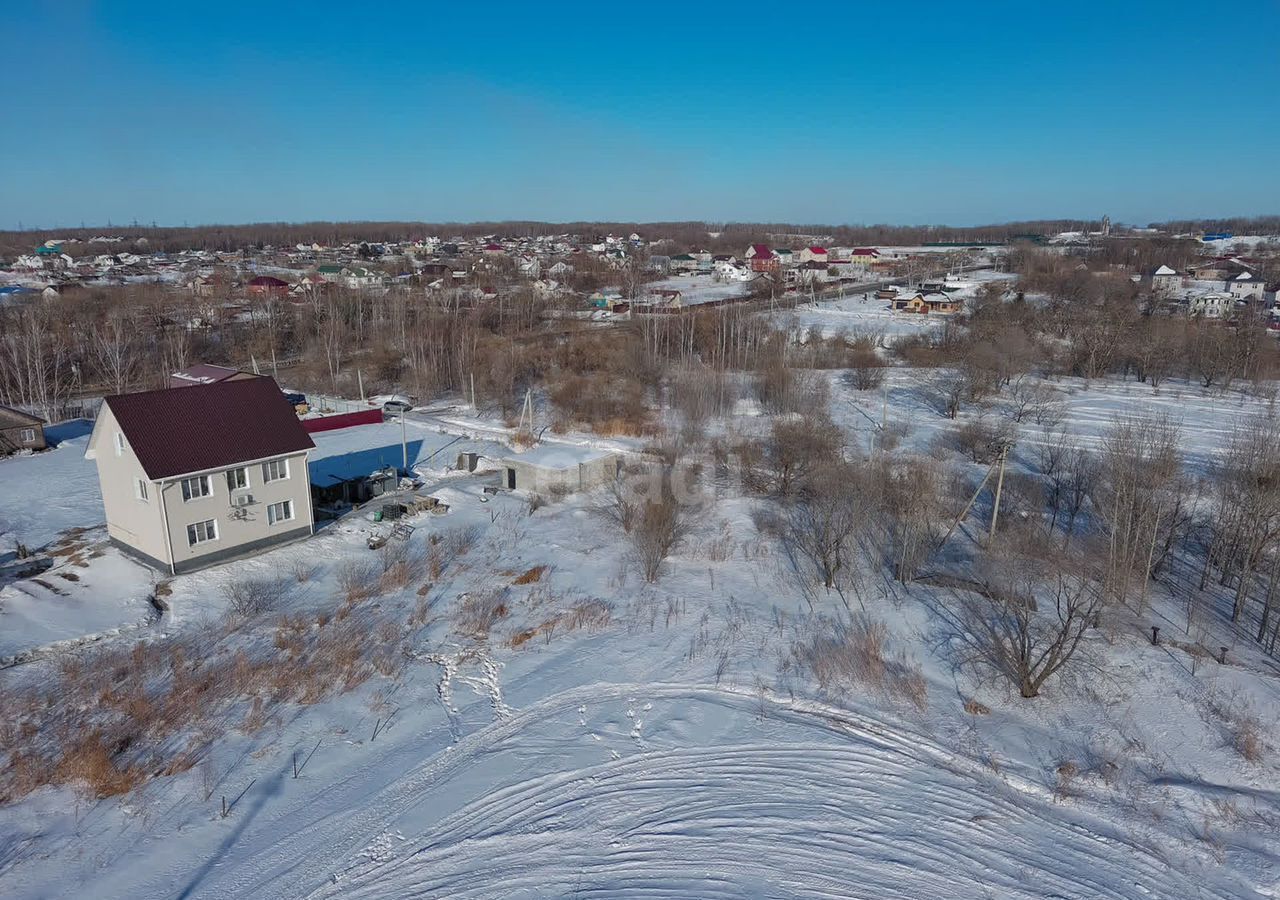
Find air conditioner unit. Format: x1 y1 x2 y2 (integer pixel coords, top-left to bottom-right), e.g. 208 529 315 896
232 494 254 508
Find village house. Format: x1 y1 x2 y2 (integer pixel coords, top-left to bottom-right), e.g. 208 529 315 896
794 261 834 285
892 291 962 314
1187 257 1251 282
169 364 260 389
0 405 46 455
640 288 683 309
1189 292 1233 319
745 245 781 273
798 246 829 265
849 248 882 268
1148 264 1182 297
1228 271 1267 303
85 377 316 574
247 275 291 295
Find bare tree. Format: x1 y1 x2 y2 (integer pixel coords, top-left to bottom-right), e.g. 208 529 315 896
948 535 1103 698
631 490 691 583
90 308 142 395
1203 416 1280 625
780 461 879 608
1094 414 1182 611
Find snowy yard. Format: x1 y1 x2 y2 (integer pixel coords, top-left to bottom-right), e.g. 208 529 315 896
1 365 1280 897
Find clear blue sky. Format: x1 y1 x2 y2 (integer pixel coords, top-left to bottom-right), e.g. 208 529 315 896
3 1 1278 228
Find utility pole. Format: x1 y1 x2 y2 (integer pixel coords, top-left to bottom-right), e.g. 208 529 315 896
470 372 476 411
988 442 1010 539
400 410 408 473
357 369 365 403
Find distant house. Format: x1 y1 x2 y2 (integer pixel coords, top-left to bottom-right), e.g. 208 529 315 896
343 267 385 289
1228 271 1267 303
745 245 780 273
849 248 881 268
640 288 683 308
1187 258 1250 282
482 243 505 255
893 291 961 314
85 377 316 574
795 261 834 285
1189 292 1232 319
291 275 331 297
0 405 45 455
669 253 698 273
1149 264 1181 297
799 246 829 264
588 290 626 310
714 260 750 281
169 364 260 390
247 275 290 295
189 273 231 297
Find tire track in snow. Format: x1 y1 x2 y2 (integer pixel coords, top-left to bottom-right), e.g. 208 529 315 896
191 682 1233 899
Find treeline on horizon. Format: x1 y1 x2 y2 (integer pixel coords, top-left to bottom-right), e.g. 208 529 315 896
2 216 1278 258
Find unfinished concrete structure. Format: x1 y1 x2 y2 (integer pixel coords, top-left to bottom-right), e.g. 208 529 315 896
499 444 621 495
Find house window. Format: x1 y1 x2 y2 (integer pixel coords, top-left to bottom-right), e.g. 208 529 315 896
181 475 212 501
262 458 289 483
226 467 248 491
114 432 126 456
19 428 36 444
266 500 294 525
186 518 217 545
135 478 149 502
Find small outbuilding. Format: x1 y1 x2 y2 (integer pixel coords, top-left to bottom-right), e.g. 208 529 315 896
499 444 621 495
0 405 46 455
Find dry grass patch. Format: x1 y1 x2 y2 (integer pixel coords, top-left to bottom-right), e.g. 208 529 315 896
455 590 509 639
512 565 548 585
794 614 928 711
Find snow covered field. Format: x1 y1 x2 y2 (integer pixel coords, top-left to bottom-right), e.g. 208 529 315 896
2 368 1280 897
782 271 1016 343
650 273 751 305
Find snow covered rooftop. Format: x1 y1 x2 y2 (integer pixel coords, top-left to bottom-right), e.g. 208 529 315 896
501 443 615 468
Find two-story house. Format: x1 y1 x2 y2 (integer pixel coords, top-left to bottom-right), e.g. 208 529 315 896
85 377 316 574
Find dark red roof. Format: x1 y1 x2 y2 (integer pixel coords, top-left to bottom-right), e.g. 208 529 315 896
169 363 247 388
104 377 315 479
749 244 774 259
808 246 827 254
248 275 290 287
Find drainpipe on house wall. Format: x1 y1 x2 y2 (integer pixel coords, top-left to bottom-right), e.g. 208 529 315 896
157 480 177 575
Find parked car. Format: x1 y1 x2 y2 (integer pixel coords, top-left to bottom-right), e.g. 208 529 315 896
282 391 309 414
383 399 413 414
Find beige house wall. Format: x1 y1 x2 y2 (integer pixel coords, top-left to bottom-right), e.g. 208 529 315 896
88 410 315 573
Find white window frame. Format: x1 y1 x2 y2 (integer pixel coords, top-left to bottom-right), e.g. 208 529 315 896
226 466 249 491
186 518 218 546
267 499 294 525
135 478 149 502
114 431 126 456
262 458 290 483
19 428 36 444
181 474 213 502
